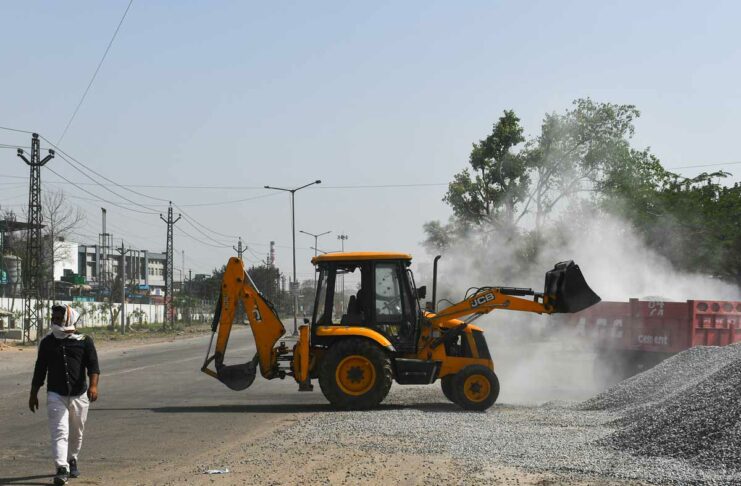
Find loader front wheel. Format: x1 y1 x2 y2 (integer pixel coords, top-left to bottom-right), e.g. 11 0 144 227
452 365 499 411
441 375 456 403
319 338 392 410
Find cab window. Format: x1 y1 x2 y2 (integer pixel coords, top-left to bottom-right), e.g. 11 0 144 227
315 264 363 325
375 263 403 323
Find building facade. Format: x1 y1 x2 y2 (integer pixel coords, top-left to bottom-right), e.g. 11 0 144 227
76 244 167 296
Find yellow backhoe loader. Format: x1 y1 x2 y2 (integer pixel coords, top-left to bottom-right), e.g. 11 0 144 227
202 252 600 410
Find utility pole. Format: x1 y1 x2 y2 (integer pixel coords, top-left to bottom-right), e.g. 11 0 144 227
233 237 245 259
17 133 54 343
116 241 131 334
264 180 322 335
299 230 331 288
337 234 348 313
160 202 181 329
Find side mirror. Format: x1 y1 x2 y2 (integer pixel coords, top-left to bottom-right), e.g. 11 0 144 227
416 285 427 299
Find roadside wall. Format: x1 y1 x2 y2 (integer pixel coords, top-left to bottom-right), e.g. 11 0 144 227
0 297 169 340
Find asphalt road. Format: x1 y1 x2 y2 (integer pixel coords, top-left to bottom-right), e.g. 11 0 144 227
0 328 328 485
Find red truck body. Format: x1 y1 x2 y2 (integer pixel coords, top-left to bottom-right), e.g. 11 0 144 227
569 298 741 378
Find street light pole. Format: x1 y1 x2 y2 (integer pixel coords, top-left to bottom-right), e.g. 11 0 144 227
300 229 331 288
264 180 322 335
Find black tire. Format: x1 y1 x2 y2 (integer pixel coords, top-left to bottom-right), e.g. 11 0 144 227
441 375 456 403
452 365 499 411
318 338 392 410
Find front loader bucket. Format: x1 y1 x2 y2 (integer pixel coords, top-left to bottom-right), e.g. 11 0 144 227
544 261 601 313
216 354 259 391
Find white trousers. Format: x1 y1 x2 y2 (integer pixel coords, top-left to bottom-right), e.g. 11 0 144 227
47 391 90 469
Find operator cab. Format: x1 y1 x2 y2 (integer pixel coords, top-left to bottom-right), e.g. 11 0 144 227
311 252 424 353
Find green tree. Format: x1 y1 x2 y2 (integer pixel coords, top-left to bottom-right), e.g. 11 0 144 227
427 99 644 249
522 99 640 233
442 110 528 233
626 172 741 286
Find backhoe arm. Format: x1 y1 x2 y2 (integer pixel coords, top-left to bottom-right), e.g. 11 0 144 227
429 260 600 326
202 257 286 388
429 287 550 325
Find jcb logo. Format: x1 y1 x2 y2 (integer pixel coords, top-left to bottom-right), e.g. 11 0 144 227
471 292 495 308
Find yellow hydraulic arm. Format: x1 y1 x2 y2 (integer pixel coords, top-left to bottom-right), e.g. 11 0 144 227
201 257 286 389
428 287 552 326
428 260 601 326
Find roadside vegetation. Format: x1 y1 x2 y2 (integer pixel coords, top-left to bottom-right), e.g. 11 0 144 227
426 98 741 288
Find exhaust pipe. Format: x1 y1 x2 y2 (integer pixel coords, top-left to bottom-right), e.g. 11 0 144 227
429 255 441 312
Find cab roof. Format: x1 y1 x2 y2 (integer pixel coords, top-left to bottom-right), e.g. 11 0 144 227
311 251 412 265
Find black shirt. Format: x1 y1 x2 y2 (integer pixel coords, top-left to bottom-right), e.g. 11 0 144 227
32 334 100 396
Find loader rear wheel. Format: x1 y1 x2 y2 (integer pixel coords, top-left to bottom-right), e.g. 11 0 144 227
319 338 392 410
452 365 499 411
441 375 456 403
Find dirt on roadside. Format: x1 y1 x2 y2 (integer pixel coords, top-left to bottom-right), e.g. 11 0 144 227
117 414 643 486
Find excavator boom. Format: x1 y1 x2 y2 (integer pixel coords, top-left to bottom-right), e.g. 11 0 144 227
202 257 286 390
429 261 600 325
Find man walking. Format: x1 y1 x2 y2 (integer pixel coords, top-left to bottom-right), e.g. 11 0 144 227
29 304 100 485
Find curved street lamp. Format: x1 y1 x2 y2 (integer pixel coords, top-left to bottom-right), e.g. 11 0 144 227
264 180 322 334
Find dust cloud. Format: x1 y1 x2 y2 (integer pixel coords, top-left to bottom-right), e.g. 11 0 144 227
418 210 741 404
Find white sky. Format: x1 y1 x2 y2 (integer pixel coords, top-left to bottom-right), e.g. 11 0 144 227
1 1 739 281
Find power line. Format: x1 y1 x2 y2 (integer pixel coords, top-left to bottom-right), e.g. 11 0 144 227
247 247 264 262
0 144 32 150
0 172 451 191
667 161 741 170
176 225 230 249
35 139 282 208
174 204 239 239
176 192 280 207
45 165 157 215
66 193 167 209
0 126 33 134
318 183 448 189
56 0 134 145
52 153 161 212
179 215 231 248
41 136 169 206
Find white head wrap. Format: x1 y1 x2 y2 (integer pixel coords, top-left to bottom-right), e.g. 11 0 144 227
51 305 83 340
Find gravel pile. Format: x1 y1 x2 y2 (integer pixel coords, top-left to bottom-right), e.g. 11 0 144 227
601 347 741 472
268 385 741 484
579 344 741 411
